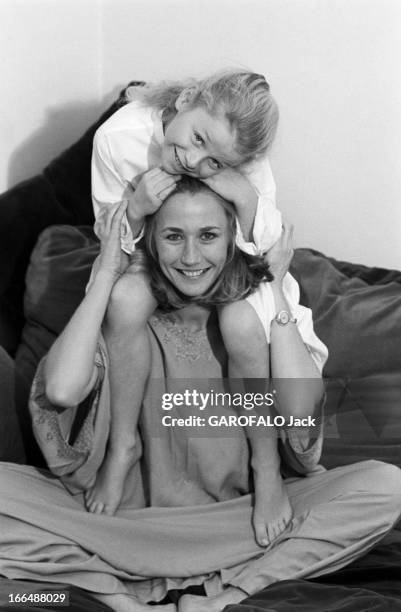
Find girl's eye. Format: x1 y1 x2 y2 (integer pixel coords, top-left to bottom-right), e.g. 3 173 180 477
166 233 182 242
194 132 204 144
209 158 221 170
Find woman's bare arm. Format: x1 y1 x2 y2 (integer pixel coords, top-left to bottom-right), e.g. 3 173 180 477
266 222 324 421
44 201 128 408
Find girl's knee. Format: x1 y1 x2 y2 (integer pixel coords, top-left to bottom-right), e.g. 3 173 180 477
218 301 265 343
108 269 156 323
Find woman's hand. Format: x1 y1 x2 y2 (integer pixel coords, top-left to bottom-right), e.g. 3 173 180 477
97 200 130 282
264 220 294 285
128 167 181 221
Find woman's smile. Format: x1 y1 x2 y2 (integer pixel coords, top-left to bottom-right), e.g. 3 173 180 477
176 268 211 278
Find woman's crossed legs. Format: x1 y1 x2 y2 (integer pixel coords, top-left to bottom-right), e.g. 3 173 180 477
0 460 400 611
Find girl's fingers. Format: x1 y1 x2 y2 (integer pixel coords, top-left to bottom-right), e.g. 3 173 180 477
146 167 180 182
157 183 177 202
98 201 127 246
144 167 166 179
152 174 181 193
281 219 294 247
110 200 128 228
282 219 294 234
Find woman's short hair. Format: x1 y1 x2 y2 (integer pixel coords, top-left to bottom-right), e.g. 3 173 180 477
143 176 272 311
125 69 279 164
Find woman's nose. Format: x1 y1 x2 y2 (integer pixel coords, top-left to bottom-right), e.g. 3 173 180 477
181 240 201 266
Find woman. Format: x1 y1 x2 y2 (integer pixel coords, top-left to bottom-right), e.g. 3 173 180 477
0 178 400 612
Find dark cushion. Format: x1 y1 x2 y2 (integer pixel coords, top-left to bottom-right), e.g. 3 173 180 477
15 226 98 465
290 248 401 379
290 249 401 468
0 176 69 354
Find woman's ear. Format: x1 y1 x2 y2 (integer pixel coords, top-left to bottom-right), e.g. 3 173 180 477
175 87 197 111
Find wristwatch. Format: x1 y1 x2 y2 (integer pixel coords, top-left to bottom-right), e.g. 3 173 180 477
273 310 297 326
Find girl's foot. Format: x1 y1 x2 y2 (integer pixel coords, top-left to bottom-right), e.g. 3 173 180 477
94 592 176 611
178 587 246 612
84 445 138 515
252 472 293 546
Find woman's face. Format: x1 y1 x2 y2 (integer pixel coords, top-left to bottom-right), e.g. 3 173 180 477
161 105 242 179
154 191 231 297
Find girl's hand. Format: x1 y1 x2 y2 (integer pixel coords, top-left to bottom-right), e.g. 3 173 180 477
264 220 294 285
201 168 257 211
128 167 181 221
97 201 130 282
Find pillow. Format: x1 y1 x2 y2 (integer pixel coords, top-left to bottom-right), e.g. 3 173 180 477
290 249 401 468
291 248 401 379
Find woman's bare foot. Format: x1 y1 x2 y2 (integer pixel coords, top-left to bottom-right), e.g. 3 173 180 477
84 445 137 515
178 587 246 612
94 592 176 611
252 471 293 546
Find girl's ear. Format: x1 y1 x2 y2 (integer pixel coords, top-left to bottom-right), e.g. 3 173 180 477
175 86 197 111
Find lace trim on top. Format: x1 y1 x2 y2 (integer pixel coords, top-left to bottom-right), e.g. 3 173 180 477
150 312 213 363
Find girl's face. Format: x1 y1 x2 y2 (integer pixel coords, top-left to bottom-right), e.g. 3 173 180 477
154 190 231 297
161 105 242 179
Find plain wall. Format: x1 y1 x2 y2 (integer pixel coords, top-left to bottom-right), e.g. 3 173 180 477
0 0 102 189
1 0 400 268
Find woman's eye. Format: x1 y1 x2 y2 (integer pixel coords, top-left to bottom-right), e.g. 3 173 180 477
166 233 182 242
201 232 217 241
194 132 204 144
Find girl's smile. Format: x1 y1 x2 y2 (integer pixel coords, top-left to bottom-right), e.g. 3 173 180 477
161 105 242 179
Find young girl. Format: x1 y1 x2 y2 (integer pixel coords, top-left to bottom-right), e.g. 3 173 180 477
85 70 324 547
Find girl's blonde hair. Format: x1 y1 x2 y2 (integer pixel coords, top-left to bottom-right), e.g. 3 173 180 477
125 69 279 163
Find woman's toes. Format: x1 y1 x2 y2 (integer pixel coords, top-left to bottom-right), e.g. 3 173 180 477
88 501 104 514
253 518 269 547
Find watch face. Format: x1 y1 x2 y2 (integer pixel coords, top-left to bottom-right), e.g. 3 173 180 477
279 311 290 324
276 310 295 325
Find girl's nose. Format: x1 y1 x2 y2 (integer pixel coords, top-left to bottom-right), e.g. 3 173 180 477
185 150 203 171
181 239 201 266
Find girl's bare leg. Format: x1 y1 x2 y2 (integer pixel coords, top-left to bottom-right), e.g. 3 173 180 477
218 300 292 546
85 268 156 515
